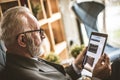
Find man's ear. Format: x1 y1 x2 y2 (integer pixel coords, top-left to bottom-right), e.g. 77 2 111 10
17 34 26 47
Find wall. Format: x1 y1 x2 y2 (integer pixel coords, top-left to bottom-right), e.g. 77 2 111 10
58 0 81 48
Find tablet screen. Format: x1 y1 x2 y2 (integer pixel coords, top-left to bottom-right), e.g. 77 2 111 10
83 32 108 74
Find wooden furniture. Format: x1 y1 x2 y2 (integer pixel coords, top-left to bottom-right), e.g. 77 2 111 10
0 0 68 61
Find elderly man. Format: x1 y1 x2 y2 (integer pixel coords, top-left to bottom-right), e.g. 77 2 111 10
0 6 110 80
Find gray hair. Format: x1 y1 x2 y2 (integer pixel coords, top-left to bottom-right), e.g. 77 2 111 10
0 6 32 46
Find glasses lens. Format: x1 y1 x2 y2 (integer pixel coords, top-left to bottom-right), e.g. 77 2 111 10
40 29 45 39
40 29 44 34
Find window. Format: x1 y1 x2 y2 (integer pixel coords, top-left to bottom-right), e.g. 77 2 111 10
97 0 120 48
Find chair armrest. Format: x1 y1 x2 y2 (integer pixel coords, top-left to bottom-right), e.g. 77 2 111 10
108 49 120 62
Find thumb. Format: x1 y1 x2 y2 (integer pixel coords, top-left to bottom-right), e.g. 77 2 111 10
97 54 105 64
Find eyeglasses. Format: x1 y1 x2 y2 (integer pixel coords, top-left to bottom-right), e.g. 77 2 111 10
16 28 45 39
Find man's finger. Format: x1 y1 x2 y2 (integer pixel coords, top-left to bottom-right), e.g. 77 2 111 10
97 54 105 64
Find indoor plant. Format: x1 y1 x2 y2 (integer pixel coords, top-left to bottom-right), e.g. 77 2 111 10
70 44 84 58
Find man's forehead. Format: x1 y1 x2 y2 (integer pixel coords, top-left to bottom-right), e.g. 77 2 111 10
24 13 41 29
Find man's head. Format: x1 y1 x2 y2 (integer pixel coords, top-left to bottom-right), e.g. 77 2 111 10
0 6 45 58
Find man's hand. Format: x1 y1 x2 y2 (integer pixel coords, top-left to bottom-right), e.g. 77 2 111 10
92 54 111 79
74 47 87 70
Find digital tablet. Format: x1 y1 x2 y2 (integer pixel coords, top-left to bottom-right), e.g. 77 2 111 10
82 32 108 75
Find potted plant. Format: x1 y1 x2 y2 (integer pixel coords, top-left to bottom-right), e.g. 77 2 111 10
70 44 84 58
44 52 60 64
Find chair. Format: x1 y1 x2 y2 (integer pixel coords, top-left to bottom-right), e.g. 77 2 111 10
71 1 120 62
0 40 6 71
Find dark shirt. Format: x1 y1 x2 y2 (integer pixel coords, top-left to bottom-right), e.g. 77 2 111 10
1 53 81 80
